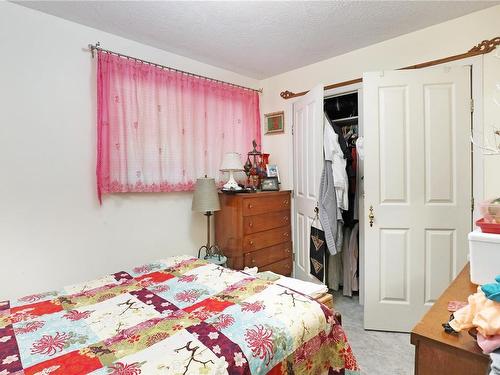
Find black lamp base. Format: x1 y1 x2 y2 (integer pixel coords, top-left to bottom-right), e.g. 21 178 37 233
197 211 223 260
198 244 222 260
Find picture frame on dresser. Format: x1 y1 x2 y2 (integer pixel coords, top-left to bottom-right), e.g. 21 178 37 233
214 190 292 275
266 164 280 183
261 177 280 191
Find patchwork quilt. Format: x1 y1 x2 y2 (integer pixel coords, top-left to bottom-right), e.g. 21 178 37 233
0 256 359 375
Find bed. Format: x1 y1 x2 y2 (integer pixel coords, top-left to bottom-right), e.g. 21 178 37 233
0 255 359 374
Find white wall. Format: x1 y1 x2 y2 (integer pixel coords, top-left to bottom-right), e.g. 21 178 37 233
483 51 500 199
0 2 259 299
260 5 500 198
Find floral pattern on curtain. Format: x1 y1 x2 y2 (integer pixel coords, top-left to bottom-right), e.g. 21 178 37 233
96 51 261 202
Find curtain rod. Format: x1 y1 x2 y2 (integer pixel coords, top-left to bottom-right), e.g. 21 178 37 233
88 42 263 94
280 36 500 99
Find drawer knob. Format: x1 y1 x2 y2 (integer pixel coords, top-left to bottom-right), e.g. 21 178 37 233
249 240 254 246
248 204 253 209
248 222 253 227
283 200 289 205
283 216 289 222
252 259 256 264
283 232 289 237
285 248 290 253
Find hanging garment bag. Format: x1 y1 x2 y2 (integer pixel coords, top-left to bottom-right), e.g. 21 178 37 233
310 207 327 282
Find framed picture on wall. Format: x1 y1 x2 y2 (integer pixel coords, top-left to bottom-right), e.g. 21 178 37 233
264 111 284 134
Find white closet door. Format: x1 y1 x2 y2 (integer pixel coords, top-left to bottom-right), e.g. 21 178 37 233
363 67 471 332
292 84 324 282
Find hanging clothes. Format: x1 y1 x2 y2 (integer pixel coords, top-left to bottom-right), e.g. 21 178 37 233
324 115 349 211
318 160 339 255
349 223 359 293
341 226 352 295
342 140 357 226
356 137 365 160
325 114 351 161
327 251 343 291
351 147 359 221
324 94 360 297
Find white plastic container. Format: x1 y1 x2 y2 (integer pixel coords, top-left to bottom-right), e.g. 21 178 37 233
468 229 500 285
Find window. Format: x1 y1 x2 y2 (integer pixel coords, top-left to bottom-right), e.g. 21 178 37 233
96 52 261 202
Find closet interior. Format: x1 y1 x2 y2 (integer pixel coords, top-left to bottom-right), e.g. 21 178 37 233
324 91 361 297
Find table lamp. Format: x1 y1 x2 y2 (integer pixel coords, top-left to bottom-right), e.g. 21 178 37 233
192 176 222 259
220 152 243 191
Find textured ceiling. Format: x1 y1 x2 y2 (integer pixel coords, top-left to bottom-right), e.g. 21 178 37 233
15 1 498 79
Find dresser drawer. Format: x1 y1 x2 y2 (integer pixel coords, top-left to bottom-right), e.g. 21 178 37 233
242 194 290 216
259 257 292 276
243 226 291 252
243 210 290 235
244 242 292 267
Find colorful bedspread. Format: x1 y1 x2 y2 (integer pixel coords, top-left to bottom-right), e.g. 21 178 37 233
0 256 359 375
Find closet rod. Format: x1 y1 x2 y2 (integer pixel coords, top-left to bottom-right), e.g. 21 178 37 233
280 36 500 99
88 42 263 94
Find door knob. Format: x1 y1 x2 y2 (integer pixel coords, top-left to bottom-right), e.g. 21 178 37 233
368 206 375 227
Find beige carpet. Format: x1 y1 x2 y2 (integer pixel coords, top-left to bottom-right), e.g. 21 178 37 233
333 291 415 375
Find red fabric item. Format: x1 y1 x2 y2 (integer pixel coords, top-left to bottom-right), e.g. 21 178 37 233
351 147 357 172
134 271 175 284
11 300 62 318
350 147 357 194
184 297 234 314
96 51 261 203
25 350 102 375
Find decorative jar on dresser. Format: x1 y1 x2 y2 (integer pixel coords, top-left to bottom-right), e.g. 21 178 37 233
214 191 292 276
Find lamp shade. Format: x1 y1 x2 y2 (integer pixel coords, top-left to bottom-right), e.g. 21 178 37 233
192 177 221 212
220 152 243 171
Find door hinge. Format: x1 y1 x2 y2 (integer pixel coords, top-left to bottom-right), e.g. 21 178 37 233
292 253 295 262
470 98 474 113
471 197 475 212
291 123 294 135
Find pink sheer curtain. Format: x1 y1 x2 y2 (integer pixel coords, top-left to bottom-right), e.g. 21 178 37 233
97 51 261 203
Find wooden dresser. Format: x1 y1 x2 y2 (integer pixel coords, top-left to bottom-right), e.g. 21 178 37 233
411 263 490 375
214 190 292 276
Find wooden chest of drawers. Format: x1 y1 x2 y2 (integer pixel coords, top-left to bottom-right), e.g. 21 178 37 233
214 191 292 276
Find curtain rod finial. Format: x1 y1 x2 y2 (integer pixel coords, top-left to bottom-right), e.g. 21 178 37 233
89 42 101 58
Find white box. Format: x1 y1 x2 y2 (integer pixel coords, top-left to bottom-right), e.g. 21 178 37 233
469 229 500 285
